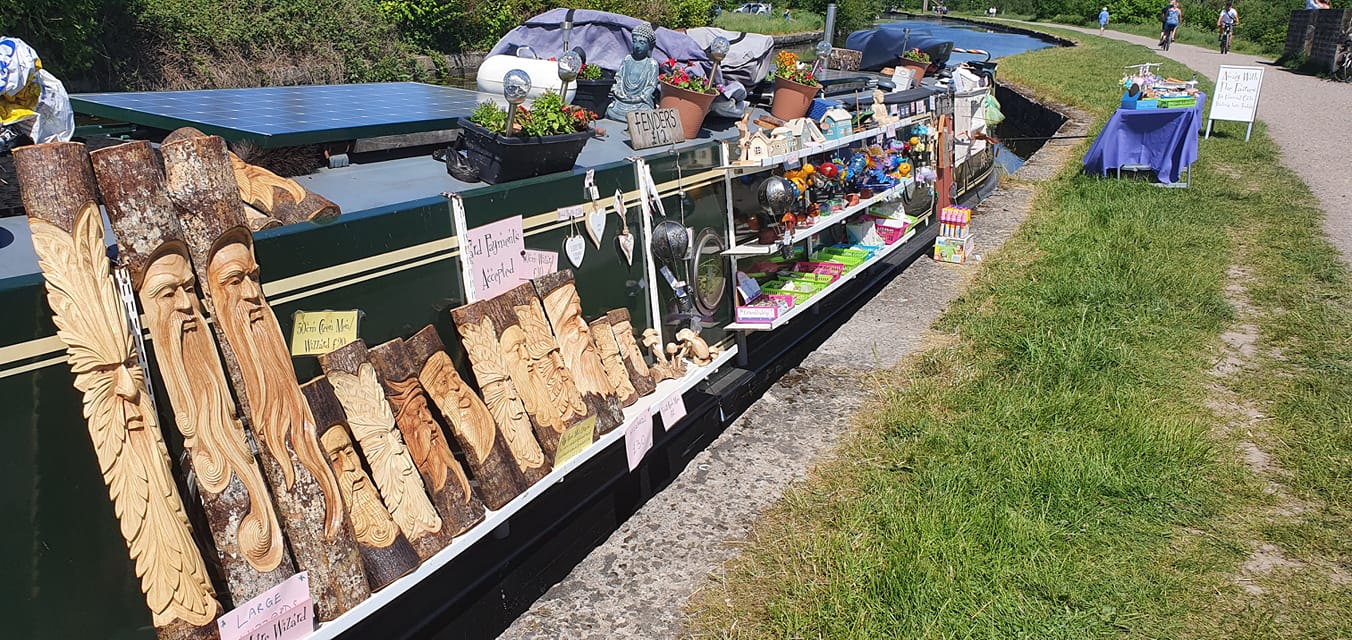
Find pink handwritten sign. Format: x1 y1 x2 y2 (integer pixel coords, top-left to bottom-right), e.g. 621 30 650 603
464 215 525 301
624 411 654 471
520 249 559 281
218 572 314 640
658 393 687 431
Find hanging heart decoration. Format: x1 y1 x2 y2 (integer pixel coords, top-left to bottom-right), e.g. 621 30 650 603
586 203 606 249
564 234 586 268
616 232 635 266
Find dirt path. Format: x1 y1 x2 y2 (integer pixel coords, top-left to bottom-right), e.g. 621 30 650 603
496 105 1092 639
1019 20 1352 265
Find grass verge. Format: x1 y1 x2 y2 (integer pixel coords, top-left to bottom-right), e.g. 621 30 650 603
715 10 823 34
685 27 1352 639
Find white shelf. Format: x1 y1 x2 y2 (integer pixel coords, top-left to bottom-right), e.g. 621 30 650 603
307 345 739 639
720 112 931 174
719 178 915 257
725 226 921 332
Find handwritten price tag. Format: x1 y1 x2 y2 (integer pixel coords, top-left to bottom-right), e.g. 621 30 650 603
520 249 558 280
658 393 687 431
624 411 654 471
218 572 313 640
557 204 585 221
555 415 596 466
289 310 360 356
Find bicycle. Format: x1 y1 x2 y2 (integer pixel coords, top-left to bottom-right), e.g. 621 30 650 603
1335 32 1352 83
1219 24 1233 54
1162 27 1174 51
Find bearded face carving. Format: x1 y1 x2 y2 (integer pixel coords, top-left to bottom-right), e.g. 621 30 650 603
322 427 400 549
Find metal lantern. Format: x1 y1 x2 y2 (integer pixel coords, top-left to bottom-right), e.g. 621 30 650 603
707 36 730 85
757 175 795 217
502 69 531 136
557 50 582 104
650 220 689 267
812 40 832 76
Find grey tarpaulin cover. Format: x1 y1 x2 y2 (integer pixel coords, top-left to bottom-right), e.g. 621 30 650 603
488 9 710 74
685 27 775 87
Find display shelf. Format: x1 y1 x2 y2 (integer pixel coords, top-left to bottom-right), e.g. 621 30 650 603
307 345 738 639
719 178 916 257
724 226 921 332
719 112 931 174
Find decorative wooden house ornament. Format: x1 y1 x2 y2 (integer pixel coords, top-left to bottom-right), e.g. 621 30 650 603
740 131 773 163
785 118 826 147
768 127 795 156
820 108 852 140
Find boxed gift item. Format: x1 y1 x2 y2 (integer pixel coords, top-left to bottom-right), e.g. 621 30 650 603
736 294 795 323
934 234 974 264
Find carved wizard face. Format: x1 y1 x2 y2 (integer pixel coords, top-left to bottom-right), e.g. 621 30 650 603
449 375 494 431
209 240 264 326
142 250 199 335
323 427 371 494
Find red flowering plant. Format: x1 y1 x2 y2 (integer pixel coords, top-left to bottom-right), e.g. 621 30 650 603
469 91 595 136
659 58 717 95
772 50 819 87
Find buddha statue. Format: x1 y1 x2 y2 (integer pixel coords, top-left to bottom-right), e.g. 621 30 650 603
606 23 660 121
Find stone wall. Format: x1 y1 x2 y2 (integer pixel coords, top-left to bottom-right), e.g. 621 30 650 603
1283 9 1350 72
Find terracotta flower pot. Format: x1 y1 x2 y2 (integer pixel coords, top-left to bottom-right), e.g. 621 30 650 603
658 81 717 140
770 77 820 120
896 58 929 80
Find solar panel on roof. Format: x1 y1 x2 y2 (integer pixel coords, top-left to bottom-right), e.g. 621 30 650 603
72 82 487 148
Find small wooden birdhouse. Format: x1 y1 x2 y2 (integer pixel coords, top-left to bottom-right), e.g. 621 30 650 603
786 117 826 147
741 131 773 163
820 108 852 140
768 126 795 156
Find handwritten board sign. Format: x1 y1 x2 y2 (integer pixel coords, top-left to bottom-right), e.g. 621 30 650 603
219 572 314 640
1207 65 1263 141
520 249 558 280
464 215 525 301
555 415 597 466
289 310 360 356
624 411 655 471
626 108 685 150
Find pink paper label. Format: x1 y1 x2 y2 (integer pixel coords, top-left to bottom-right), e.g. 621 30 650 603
464 215 525 300
218 572 314 640
624 411 654 471
658 393 687 431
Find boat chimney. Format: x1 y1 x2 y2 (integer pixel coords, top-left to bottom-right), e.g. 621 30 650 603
824 3 837 45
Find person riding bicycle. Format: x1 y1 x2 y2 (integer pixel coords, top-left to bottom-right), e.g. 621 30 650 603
1160 0 1182 47
1217 1 1239 35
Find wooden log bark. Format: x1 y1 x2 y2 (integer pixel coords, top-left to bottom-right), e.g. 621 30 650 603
605 308 657 398
589 317 639 407
160 133 369 620
451 284 595 459
14 142 221 640
243 204 282 232
532 270 625 435
300 377 420 591
405 325 544 508
368 338 484 535
91 140 296 604
318 340 453 560
163 127 339 224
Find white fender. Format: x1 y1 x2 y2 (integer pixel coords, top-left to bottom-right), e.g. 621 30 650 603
476 54 577 102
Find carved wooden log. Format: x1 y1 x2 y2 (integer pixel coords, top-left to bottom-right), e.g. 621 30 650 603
301 377 420 591
589 317 639 407
405 325 545 507
243 203 283 232
160 133 368 620
606 308 657 397
532 270 625 435
368 338 484 535
318 340 453 560
91 140 296 604
163 127 339 224
14 142 221 640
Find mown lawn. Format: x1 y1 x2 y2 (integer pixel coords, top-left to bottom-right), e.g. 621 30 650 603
685 28 1351 639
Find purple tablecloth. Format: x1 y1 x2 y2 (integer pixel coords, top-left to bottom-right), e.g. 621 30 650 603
1082 92 1206 184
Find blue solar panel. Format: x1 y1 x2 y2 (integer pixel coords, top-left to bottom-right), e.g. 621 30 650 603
72 82 486 148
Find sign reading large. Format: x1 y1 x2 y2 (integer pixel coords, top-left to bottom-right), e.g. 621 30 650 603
1207 65 1264 141
626 108 686 150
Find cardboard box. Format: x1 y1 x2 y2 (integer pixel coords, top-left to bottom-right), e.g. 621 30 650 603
934 234 974 264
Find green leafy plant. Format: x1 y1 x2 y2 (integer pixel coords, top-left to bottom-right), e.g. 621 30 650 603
902 48 932 64
469 91 595 136
578 63 604 81
772 50 819 86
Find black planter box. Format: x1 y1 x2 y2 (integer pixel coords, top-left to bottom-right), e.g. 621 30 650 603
572 73 615 118
460 120 592 184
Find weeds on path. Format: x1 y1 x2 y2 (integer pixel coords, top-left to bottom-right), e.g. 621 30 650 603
686 33 1351 639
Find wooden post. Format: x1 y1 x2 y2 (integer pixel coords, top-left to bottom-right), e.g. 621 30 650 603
14 142 221 640
163 127 340 224
368 338 484 535
160 133 369 620
589 317 639 406
533 270 625 435
405 325 545 508
606 308 657 397
300 377 420 592
91 140 296 603
318 340 454 560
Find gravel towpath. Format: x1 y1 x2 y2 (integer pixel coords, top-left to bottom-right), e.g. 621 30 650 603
1031 21 1352 263
497 101 1093 639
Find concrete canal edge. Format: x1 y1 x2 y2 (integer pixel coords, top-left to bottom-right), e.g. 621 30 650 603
497 87 1093 639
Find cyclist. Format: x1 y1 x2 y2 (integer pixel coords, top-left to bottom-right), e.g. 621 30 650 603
1217 1 1239 51
1160 0 1182 48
